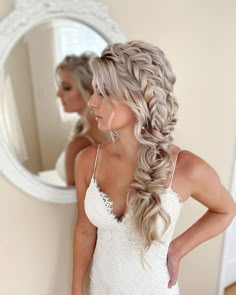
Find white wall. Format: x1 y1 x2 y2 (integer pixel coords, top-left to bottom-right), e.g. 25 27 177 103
25 24 74 170
0 1 236 295
4 37 43 173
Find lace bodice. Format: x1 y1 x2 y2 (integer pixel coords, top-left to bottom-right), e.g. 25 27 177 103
84 145 183 295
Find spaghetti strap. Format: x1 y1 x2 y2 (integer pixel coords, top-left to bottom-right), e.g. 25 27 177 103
168 149 183 189
92 144 101 178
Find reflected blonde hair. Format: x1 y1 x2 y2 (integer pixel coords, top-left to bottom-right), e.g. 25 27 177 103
90 41 178 268
56 52 96 137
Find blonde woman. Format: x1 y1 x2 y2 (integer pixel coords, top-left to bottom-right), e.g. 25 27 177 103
55 53 110 186
72 41 236 294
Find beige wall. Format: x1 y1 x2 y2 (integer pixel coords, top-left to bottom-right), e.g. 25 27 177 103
0 1 236 295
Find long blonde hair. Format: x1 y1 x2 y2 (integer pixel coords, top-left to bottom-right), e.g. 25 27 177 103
90 41 179 267
56 52 96 137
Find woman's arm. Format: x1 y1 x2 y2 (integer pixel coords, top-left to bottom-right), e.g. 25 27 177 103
167 152 236 288
72 148 97 295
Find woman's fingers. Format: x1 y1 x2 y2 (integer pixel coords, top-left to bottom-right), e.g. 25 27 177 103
167 245 179 288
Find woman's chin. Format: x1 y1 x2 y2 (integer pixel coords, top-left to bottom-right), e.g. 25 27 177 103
97 125 105 131
63 107 78 113
97 123 108 132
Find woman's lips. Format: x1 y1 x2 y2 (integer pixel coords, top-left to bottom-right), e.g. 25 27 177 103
95 115 102 120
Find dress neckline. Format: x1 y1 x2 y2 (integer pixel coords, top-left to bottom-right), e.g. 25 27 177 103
88 144 183 224
91 175 129 223
88 175 182 225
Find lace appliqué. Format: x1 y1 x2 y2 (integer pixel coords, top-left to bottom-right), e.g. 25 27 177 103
92 177 125 223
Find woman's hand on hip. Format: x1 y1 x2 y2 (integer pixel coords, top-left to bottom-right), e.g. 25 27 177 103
167 241 181 288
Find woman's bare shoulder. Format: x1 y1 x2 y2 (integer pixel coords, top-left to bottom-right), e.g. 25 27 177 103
169 145 222 202
75 144 100 185
174 147 222 195
67 135 95 154
176 149 235 214
175 147 214 175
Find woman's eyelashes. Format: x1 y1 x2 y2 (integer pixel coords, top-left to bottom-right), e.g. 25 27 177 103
63 87 71 91
94 86 103 97
97 88 110 97
61 83 72 91
97 90 103 97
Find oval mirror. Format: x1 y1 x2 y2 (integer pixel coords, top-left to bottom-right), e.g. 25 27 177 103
0 0 126 203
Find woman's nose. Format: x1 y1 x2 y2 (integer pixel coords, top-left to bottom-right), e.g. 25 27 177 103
87 93 98 109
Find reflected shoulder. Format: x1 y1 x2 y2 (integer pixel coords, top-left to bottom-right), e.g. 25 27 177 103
66 135 95 154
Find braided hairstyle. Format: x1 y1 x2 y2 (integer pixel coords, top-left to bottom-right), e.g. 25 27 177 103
90 41 178 267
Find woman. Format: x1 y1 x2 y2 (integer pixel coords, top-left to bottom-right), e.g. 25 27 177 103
55 53 110 186
72 41 236 294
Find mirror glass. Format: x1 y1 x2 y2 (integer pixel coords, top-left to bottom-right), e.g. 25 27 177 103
0 19 108 187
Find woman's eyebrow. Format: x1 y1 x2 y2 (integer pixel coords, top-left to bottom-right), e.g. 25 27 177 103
93 83 109 95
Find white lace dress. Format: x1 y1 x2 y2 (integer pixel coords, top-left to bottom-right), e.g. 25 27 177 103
84 145 183 295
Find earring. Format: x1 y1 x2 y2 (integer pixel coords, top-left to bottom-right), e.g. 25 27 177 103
141 126 145 130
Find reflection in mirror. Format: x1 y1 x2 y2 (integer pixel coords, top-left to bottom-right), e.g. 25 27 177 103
55 53 111 186
0 19 109 187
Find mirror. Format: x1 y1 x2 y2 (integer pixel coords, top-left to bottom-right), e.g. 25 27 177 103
0 0 126 202
1 19 108 187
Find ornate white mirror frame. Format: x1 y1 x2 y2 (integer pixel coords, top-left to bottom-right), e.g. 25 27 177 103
0 0 126 203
